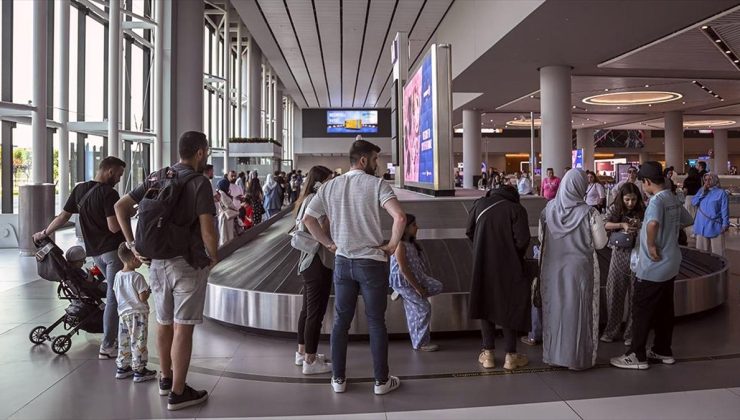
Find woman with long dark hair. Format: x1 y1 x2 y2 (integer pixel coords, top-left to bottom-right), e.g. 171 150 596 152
294 165 335 374
247 171 264 225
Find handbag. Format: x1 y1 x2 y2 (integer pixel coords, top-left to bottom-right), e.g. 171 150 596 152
608 231 634 249
290 194 321 254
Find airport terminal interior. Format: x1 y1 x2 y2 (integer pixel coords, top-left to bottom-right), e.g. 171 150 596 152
4 0 740 418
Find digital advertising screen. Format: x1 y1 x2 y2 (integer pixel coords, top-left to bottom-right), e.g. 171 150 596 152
572 149 584 169
403 53 434 184
326 110 379 134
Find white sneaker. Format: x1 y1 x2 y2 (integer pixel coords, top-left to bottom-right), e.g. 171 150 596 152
295 352 327 366
302 359 332 375
647 349 676 365
610 353 649 370
99 348 117 360
391 291 400 301
331 377 346 393
374 376 401 395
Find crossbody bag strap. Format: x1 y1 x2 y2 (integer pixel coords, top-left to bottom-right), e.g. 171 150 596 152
696 194 725 225
295 193 314 232
475 199 505 224
77 183 103 212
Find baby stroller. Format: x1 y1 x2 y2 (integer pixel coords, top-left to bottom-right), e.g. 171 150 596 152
29 237 107 355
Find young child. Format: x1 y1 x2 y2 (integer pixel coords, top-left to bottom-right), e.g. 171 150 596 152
239 196 255 230
65 246 88 275
114 242 156 382
601 182 645 346
389 214 443 352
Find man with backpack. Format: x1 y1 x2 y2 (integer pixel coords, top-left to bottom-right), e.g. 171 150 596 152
33 156 127 360
114 131 218 411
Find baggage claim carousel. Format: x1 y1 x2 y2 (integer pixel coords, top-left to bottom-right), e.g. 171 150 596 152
204 194 729 335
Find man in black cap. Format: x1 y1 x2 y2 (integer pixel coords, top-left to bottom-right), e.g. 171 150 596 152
610 161 692 370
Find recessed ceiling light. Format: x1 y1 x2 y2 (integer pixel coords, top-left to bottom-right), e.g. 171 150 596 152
572 105 576 109
505 118 541 127
692 80 697 83
683 119 736 128
721 98 725 101
702 25 709 30
648 104 652 107
529 95 534 98
682 101 686 104
716 39 722 43
604 88 609 92
645 84 650 87
583 91 683 106
734 60 739 63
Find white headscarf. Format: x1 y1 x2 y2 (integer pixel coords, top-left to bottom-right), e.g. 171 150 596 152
263 174 277 194
545 169 592 239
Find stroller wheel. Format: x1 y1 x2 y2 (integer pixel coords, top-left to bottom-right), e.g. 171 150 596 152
52 336 72 355
29 326 47 344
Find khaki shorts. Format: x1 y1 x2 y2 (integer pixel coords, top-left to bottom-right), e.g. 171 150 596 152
149 257 210 325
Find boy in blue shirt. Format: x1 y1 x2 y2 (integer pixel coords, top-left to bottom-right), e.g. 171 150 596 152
611 162 693 370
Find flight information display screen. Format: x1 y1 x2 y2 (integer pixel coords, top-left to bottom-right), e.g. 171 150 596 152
326 110 379 134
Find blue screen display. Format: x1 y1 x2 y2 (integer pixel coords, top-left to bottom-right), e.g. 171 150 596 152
403 53 434 184
326 110 379 134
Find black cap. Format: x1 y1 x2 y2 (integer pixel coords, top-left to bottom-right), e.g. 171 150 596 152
637 161 664 182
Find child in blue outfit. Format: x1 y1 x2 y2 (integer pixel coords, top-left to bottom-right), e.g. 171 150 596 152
389 214 443 352
114 242 156 382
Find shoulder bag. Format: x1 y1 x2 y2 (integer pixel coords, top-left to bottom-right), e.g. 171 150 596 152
531 222 546 308
290 194 320 254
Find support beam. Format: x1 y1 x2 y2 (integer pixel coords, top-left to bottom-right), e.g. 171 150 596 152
462 110 481 189
539 65 572 176
31 0 49 183
56 0 71 201
576 128 594 172
223 7 231 169
714 129 729 175
107 0 122 158
2 0 14 212
153 0 163 170
664 111 684 173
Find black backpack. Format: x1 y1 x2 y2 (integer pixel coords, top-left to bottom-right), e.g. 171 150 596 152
135 167 201 260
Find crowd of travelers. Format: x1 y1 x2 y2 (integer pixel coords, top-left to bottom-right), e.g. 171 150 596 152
31 128 732 409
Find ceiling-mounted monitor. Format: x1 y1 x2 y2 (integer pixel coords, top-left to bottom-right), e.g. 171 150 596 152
326 110 379 134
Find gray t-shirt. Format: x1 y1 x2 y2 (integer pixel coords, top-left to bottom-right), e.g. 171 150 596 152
113 270 150 316
305 170 396 262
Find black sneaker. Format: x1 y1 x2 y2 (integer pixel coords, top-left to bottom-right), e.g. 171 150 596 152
167 384 208 411
159 376 172 396
133 367 157 383
115 366 133 379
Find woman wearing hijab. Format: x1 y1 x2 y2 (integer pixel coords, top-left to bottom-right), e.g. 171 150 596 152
692 173 729 256
263 173 283 219
540 169 608 370
217 178 240 246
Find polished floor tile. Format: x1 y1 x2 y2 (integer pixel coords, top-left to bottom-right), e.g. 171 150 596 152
567 388 740 420
385 401 580 420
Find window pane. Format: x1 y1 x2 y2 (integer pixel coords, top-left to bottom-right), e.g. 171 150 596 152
85 16 105 121
69 6 79 121
12 123 31 213
12 0 32 103
130 45 144 130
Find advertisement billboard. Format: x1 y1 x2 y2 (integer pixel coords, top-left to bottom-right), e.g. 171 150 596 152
572 149 584 169
326 110 379 134
403 53 434 184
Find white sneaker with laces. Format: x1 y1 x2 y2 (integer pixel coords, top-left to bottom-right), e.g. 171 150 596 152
302 359 332 375
391 291 400 301
610 353 649 370
295 352 327 366
374 376 401 395
331 377 346 393
647 349 676 365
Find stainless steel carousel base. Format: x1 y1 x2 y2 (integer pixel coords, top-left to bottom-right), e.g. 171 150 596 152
204 248 728 335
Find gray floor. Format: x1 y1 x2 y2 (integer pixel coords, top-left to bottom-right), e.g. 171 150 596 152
2 229 740 419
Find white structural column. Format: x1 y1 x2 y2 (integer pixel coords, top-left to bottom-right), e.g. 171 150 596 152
714 129 729 174
223 8 231 168
108 0 122 158
275 89 283 147
153 0 164 169
462 109 481 189
664 111 684 172
576 128 594 172
540 66 572 175
31 0 49 183
639 152 649 165
236 23 242 138
247 40 262 138
173 1 204 141
56 0 70 197
241 38 249 137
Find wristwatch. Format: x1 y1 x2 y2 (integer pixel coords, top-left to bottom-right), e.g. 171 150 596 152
126 241 136 250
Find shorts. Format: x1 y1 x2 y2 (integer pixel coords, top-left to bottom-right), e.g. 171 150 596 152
149 257 210 325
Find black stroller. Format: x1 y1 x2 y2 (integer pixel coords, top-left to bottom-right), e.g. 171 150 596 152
29 237 107 355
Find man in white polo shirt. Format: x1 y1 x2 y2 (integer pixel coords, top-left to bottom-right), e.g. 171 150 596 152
303 139 407 396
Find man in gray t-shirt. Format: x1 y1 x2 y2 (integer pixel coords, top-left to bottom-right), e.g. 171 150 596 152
304 140 406 396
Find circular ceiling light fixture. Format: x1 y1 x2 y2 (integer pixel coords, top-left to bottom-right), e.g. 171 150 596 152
506 118 541 127
683 119 736 128
583 91 683 106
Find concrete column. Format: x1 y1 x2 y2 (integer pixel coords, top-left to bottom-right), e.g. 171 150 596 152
664 111 684 173
236 23 242 138
31 0 49 183
576 128 594 172
539 66 572 175
275 89 283 147
153 0 164 169
240 43 249 137
107 0 122 158
247 39 262 138
639 152 649 165
56 0 70 198
223 9 231 169
714 129 728 174
462 109 481 189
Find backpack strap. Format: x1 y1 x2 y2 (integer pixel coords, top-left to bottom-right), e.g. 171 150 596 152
475 199 506 224
77 182 103 212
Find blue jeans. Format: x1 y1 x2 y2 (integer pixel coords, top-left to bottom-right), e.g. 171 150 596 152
331 256 389 382
93 249 123 350
528 305 542 341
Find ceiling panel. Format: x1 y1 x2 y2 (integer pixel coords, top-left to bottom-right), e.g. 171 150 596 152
342 0 369 108
363 0 424 107
315 0 342 107
287 0 329 107
258 0 318 106
352 0 395 107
